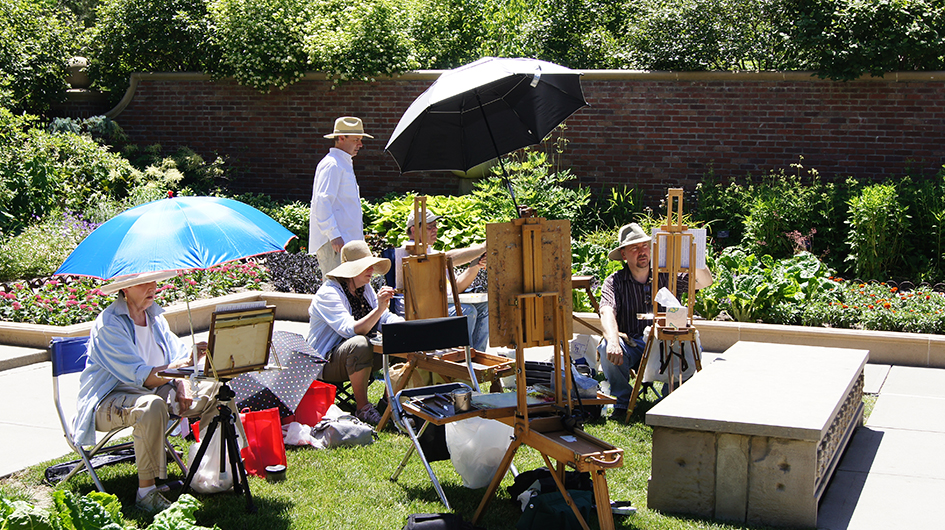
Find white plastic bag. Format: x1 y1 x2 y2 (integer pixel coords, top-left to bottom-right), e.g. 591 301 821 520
641 326 701 384
186 427 234 494
445 417 513 488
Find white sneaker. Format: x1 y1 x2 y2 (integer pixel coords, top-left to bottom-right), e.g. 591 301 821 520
136 489 172 513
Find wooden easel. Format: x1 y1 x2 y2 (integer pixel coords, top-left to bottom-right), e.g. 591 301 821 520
625 189 702 421
473 217 623 530
402 196 462 320
375 197 515 431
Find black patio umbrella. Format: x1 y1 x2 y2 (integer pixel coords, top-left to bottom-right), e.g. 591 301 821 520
385 57 588 216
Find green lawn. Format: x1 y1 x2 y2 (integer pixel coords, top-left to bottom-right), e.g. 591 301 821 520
4 381 851 530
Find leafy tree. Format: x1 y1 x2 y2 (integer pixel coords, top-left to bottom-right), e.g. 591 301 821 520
518 0 631 69
626 0 787 71
0 0 74 115
209 0 314 90
406 0 488 69
782 0 945 80
86 0 220 104
59 0 101 28
303 0 416 81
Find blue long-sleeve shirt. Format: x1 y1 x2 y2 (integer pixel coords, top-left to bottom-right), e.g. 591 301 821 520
73 296 189 446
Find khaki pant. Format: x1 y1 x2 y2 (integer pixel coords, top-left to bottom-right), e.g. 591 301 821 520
321 335 381 383
94 381 223 481
316 241 342 277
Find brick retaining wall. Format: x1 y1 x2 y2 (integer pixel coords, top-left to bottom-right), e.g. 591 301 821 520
58 71 945 207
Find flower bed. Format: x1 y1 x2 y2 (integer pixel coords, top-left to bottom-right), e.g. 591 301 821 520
0 261 268 326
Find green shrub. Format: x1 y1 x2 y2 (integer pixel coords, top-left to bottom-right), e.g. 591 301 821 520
86 0 220 104
472 151 590 224
47 115 128 145
579 184 642 236
268 201 310 253
0 110 140 236
694 247 835 322
363 193 486 251
694 167 750 248
515 0 629 69
741 167 844 262
0 0 74 115
695 163 849 271
227 192 309 253
570 228 622 311
0 212 99 282
123 144 229 195
899 169 945 282
845 182 909 280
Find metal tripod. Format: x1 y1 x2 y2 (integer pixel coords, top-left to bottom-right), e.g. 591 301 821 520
180 382 256 513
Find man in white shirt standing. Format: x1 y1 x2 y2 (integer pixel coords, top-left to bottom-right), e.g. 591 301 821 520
309 116 374 274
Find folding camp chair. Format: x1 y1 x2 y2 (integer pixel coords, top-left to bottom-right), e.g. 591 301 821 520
50 336 186 492
381 316 479 510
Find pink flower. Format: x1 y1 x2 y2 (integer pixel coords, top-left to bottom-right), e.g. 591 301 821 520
66 300 78 306
47 280 59 287
80 304 88 310
14 283 24 290
12 302 21 310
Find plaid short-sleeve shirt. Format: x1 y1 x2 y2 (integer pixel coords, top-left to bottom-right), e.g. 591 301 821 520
600 266 689 339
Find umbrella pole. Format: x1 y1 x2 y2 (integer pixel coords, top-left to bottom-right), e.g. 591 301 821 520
475 92 522 219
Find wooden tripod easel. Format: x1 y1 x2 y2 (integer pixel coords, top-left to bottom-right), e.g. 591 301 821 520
625 189 702 421
473 217 623 530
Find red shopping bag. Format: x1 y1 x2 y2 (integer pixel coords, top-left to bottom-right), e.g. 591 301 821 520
284 380 336 426
238 407 287 478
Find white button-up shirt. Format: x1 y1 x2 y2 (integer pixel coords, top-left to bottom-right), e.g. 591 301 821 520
309 148 363 252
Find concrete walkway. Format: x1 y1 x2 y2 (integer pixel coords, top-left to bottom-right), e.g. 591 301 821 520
2 328 944 529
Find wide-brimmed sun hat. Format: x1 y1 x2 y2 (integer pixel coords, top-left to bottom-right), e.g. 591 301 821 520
326 240 390 279
323 116 374 139
102 270 178 295
608 223 652 261
405 209 443 231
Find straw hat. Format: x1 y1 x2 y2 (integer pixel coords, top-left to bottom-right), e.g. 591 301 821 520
326 240 390 278
608 223 652 261
101 271 178 295
323 116 374 139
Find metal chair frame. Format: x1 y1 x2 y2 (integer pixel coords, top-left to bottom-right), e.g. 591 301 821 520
381 316 478 509
50 336 186 491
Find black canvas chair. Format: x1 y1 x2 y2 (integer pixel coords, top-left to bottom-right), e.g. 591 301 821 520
50 336 186 491
381 316 479 509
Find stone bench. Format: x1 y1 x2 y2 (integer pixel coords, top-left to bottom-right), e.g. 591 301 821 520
646 341 868 527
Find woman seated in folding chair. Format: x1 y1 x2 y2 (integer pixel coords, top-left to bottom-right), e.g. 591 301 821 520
307 240 404 425
74 272 225 513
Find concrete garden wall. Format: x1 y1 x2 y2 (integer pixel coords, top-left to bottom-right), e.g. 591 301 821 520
4 298 943 368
